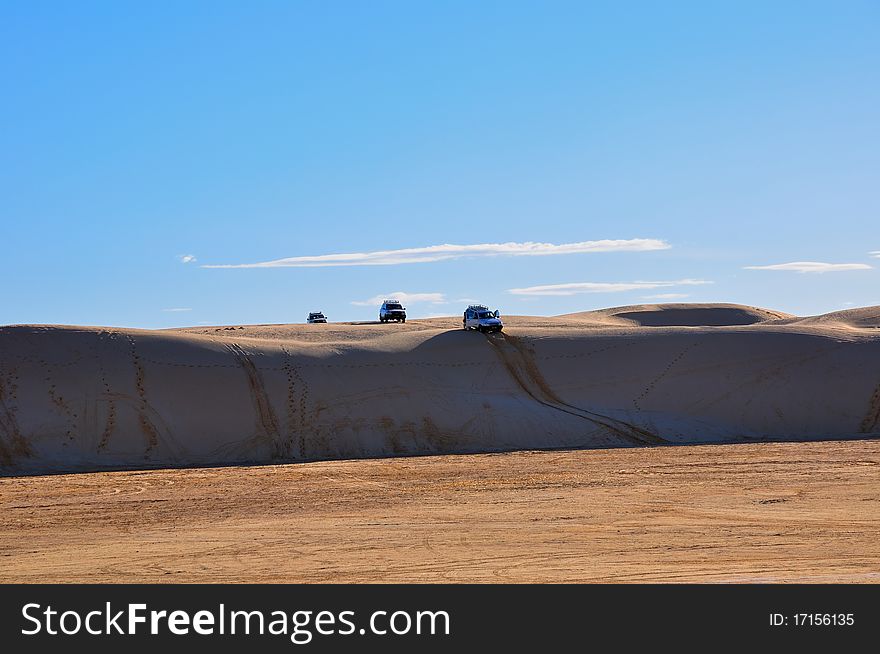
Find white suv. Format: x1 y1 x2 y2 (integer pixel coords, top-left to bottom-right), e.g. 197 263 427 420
463 305 503 333
379 300 406 323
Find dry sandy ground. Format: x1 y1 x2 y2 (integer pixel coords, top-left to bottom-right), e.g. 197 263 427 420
2 439 878 583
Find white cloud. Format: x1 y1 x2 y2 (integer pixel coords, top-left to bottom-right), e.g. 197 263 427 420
744 261 872 273
203 239 670 268
351 291 447 306
641 293 690 300
179 254 197 264
162 307 192 312
870 251 880 258
508 279 711 297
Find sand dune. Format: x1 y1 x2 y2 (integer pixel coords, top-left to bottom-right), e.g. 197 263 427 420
562 302 794 327
776 306 880 330
1 303 879 475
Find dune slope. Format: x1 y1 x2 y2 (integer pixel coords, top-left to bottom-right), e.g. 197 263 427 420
561 302 794 327
1 305 879 474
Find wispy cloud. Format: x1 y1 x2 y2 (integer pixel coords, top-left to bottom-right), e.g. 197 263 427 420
178 254 197 264
203 239 670 268
162 307 192 312
351 291 447 306
870 251 880 258
508 279 711 297
744 261 872 273
641 293 690 300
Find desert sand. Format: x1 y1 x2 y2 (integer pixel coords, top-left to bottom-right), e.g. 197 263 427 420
2 303 879 583
1 440 878 583
1 303 879 475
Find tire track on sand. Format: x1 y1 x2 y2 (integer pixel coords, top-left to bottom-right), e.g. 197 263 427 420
227 343 289 459
0 367 32 466
859 381 880 433
485 333 666 445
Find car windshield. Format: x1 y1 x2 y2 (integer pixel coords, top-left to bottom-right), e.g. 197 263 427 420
386 304 402 310
477 311 493 319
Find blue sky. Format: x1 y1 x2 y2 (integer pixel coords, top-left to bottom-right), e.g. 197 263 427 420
1 1 878 327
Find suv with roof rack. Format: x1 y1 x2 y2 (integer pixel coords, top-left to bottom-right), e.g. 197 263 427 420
379 300 406 323
463 305 503 333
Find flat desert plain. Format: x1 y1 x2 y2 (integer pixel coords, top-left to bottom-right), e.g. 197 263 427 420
1 303 879 582
1 441 878 583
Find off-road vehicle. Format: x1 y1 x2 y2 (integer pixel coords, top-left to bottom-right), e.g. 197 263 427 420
379 300 406 323
463 305 503 333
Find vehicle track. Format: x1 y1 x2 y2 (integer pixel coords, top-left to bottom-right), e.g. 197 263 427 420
860 381 880 433
0 366 31 466
485 333 666 445
227 343 288 459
